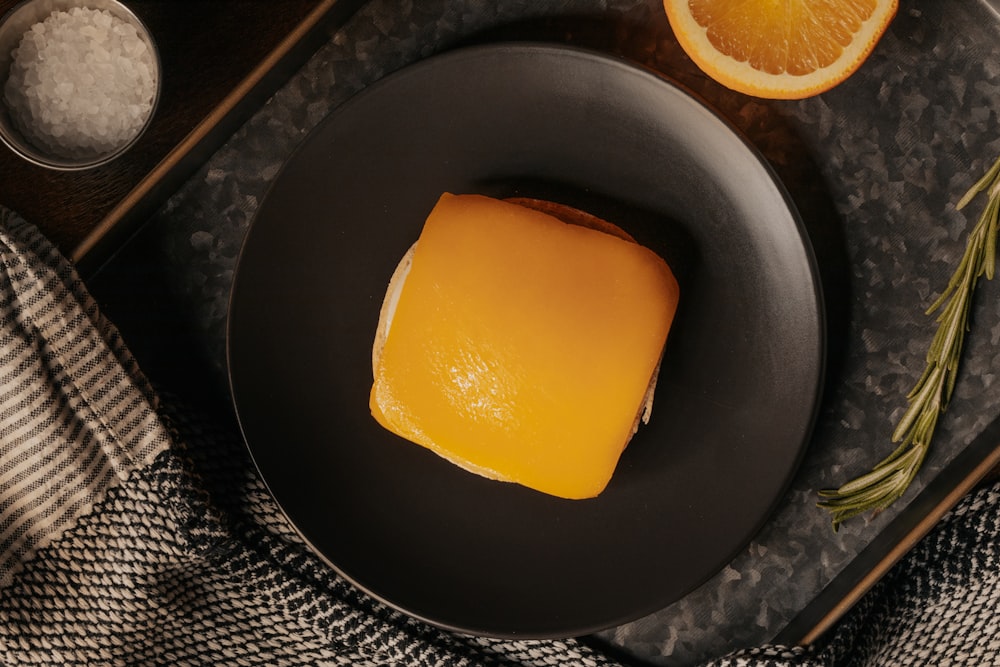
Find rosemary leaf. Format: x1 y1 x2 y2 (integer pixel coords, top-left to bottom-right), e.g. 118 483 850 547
957 156 1000 210
898 362 944 431
985 196 999 279
818 156 1000 531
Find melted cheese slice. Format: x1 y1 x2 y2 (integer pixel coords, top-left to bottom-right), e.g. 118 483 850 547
370 193 679 499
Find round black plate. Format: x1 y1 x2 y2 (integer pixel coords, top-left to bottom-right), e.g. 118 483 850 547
227 44 825 638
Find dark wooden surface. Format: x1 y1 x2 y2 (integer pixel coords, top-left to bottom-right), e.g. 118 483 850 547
0 0 348 263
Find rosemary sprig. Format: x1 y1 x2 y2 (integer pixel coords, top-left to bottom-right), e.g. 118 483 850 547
818 155 1000 530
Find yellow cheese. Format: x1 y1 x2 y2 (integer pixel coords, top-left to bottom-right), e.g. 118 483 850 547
370 193 679 499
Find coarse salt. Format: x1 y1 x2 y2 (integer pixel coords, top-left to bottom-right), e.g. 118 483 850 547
3 6 157 160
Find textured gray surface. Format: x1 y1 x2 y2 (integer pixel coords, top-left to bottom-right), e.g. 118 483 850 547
86 1 1000 665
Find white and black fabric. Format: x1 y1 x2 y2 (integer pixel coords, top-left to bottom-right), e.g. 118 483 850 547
703 477 1000 667
2 205 999 666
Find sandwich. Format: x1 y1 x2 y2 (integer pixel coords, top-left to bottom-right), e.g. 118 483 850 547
370 193 679 499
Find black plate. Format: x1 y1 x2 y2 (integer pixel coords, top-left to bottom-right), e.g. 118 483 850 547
227 44 825 638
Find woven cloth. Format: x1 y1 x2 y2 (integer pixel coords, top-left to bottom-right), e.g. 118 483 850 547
2 205 999 666
706 477 1000 667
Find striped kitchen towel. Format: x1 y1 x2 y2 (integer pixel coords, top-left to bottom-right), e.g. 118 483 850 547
0 207 170 589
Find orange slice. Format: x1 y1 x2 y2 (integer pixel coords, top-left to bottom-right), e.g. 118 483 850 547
663 0 898 99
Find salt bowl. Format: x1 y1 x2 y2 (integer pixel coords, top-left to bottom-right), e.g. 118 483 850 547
0 0 161 170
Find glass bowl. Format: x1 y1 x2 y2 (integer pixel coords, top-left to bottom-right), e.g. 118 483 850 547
0 0 161 170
